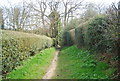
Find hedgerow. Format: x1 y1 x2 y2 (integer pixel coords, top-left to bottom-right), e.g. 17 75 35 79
2 30 53 77
86 16 117 54
64 15 117 55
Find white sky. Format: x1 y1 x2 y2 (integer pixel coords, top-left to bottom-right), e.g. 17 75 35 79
0 0 119 29
0 0 119 7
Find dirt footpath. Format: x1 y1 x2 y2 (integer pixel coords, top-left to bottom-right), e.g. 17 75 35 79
42 50 59 79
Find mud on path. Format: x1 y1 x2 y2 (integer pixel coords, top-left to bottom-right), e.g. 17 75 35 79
42 50 59 79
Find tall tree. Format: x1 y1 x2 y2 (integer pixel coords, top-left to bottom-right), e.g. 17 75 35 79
4 3 30 30
29 0 48 28
49 11 60 37
48 10 62 46
0 8 4 29
83 3 98 21
61 0 83 27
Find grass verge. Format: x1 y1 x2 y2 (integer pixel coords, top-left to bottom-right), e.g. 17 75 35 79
7 47 55 79
53 46 115 79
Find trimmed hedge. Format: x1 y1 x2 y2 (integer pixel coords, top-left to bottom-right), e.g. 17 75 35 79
2 30 53 76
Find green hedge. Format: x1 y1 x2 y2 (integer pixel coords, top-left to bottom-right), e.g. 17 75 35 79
86 17 108 53
86 16 117 54
64 15 117 54
2 30 53 76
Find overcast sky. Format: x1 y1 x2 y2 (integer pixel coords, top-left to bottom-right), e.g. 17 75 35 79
0 0 119 7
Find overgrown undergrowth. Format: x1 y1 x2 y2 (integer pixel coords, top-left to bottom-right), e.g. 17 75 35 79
7 47 55 79
53 46 115 79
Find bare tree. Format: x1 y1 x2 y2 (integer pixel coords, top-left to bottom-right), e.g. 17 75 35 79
12 7 20 30
48 0 59 12
47 0 60 37
82 3 98 21
95 3 105 14
106 2 119 35
28 0 48 28
3 2 30 30
61 0 83 27
0 8 4 29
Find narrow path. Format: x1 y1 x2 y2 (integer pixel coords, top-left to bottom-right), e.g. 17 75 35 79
42 50 59 79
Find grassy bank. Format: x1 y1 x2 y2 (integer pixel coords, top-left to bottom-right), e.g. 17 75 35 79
7 47 55 79
53 46 115 79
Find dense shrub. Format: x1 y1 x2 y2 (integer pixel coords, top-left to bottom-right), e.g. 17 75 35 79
63 15 117 55
2 30 53 76
86 17 108 53
86 16 117 54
